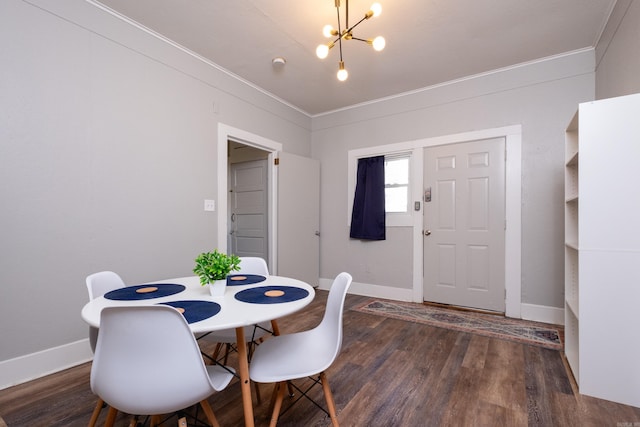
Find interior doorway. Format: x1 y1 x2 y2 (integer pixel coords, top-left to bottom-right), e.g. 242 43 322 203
228 141 270 261
217 124 282 273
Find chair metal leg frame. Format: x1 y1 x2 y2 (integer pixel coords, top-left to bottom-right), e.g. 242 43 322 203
100 403 218 427
267 372 339 427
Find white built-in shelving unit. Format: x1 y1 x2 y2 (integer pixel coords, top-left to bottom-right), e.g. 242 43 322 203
564 93 640 408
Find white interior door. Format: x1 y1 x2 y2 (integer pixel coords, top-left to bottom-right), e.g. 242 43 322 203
423 137 505 312
277 152 320 287
229 159 268 260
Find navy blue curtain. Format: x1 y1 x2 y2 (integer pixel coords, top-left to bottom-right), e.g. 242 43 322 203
350 156 385 240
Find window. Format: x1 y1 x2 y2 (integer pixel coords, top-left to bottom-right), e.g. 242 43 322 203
348 145 415 227
384 155 410 213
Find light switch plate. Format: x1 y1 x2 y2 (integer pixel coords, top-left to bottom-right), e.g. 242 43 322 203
204 199 215 211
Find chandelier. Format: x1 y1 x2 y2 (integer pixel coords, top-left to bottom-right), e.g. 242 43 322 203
315 0 386 81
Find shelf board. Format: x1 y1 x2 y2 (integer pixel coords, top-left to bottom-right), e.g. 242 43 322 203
565 195 579 204
565 296 579 318
565 241 579 251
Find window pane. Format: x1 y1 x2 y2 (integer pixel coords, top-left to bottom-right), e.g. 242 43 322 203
385 187 408 212
384 156 409 212
385 158 409 185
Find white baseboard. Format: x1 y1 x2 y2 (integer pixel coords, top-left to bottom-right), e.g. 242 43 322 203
319 278 564 326
318 278 415 302
520 303 565 326
0 339 93 390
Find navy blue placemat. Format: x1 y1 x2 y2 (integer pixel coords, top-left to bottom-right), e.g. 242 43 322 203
158 300 221 324
234 285 309 304
104 284 185 301
227 274 267 286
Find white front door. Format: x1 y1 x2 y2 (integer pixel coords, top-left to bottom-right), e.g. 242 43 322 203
423 137 506 312
276 152 320 287
229 159 268 260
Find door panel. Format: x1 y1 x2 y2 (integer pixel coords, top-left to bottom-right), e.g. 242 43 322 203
229 160 268 259
423 137 505 312
277 152 320 287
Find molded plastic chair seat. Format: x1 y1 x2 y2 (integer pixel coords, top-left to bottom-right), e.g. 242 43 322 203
250 272 352 427
91 305 234 427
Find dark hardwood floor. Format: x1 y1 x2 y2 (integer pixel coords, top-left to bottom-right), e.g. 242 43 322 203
1 291 638 426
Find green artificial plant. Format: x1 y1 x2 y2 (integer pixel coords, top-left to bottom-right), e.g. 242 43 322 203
193 250 241 285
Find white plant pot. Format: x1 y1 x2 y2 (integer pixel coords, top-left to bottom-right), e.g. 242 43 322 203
209 279 227 297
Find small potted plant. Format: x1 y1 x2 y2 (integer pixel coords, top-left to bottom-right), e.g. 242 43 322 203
193 250 241 297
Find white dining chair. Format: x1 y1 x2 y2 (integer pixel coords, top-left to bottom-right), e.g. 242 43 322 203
86 271 126 353
85 271 126 427
249 272 353 427
91 305 234 427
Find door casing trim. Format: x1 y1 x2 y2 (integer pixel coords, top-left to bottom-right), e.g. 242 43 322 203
217 123 283 273
412 125 521 318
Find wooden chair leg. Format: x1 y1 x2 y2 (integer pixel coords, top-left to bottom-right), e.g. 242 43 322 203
211 342 223 364
287 381 295 397
268 382 278 414
320 372 339 427
177 416 187 427
88 398 104 427
199 399 221 427
254 381 262 404
127 418 137 427
223 343 231 365
150 415 161 427
104 407 118 427
269 381 286 427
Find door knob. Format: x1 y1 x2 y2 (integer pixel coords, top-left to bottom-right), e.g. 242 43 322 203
423 230 431 236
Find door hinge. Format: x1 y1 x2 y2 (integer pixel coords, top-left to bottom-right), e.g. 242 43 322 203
274 157 280 165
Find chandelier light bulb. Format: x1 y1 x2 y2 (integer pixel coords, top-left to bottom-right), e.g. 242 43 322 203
372 36 386 51
316 44 330 59
337 62 348 81
322 24 335 38
370 2 382 17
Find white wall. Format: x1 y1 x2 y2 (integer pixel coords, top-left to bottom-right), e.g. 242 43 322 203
0 0 310 386
312 50 595 311
595 0 640 99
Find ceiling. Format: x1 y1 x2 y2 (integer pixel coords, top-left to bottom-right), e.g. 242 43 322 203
95 0 616 116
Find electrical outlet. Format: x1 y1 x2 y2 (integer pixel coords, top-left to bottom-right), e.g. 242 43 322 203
204 199 215 211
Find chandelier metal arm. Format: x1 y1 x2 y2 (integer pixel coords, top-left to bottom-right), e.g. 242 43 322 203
343 15 369 38
335 3 344 61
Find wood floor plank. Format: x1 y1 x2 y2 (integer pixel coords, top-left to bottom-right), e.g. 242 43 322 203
479 338 528 413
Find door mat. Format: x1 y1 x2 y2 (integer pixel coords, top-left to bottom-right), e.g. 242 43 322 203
353 299 563 350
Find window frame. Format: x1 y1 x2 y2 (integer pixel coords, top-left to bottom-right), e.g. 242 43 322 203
347 143 417 228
